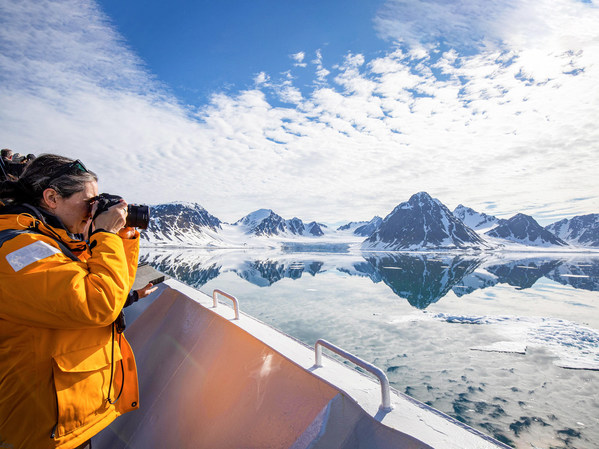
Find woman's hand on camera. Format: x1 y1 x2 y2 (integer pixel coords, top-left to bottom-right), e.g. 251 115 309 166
92 199 128 234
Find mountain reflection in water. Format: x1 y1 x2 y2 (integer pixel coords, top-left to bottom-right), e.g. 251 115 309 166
139 250 599 307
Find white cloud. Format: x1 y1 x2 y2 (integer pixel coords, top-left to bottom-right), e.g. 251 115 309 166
312 49 330 84
374 0 520 50
254 71 270 85
1 0 598 225
290 51 307 67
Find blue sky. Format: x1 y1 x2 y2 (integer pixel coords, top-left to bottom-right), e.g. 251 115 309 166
97 0 388 106
1 0 598 225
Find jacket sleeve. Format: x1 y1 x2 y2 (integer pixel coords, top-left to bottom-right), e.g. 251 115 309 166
120 229 140 288
0 231 140 328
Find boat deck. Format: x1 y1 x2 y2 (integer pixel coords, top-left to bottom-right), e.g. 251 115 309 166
95 278 511 448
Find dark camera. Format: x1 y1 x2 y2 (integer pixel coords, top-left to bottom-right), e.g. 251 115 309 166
94 193 150 229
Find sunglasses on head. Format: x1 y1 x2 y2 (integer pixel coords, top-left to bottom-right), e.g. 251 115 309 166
45 159 89 187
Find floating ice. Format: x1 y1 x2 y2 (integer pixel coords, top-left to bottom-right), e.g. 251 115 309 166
433 313 599 371
471 341 527 354
388 313 433 324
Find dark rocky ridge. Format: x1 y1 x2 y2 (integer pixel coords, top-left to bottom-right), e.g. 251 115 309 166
363 192 485 250
485 213 567 247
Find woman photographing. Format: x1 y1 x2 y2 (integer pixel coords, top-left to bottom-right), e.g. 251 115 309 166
0 154 147 449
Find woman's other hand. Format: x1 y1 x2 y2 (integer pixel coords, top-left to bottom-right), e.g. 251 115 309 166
136 283 158 299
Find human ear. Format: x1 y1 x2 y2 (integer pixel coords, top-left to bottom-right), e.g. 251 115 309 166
41 188 60 210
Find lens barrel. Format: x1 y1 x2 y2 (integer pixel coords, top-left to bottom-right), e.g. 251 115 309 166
126 204 150 229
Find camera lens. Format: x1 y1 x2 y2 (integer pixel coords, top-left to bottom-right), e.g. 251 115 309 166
126 205 150 229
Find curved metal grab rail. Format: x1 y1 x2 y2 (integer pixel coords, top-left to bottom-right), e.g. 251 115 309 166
212 289 240 320
315 339 393 412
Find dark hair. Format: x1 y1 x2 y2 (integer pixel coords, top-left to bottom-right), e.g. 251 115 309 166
0 154 98 206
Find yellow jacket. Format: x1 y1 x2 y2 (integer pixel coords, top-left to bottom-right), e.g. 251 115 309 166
0 207 140 449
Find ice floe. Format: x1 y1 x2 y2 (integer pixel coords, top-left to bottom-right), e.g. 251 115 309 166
471 341 527 354
431 313 599 370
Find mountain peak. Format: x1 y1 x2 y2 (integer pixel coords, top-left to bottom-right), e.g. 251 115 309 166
486 213 567 247
453 204 502 231
236 209 285 235
238 208 273 221
364 194 484 250
236 209 275 225
409 191 435 205
412 191 432 199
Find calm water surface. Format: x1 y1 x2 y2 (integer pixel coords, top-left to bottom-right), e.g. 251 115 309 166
138 248 599 449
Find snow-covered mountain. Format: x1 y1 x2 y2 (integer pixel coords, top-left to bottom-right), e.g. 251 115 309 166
337 216 382 237
362 192 486 250
140 203 225 247
139 201 596 251
485 213 568 247
286 217 305 235
337 221 364 231
453 205 504 231
305 221 326 236
235 209 325 237
545 214 599 247
236 209 286 235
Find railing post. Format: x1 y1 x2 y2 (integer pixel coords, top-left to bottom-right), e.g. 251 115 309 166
212 289 240 320
314 339 392 412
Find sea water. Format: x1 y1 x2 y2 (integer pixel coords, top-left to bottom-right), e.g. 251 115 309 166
137 248 599 449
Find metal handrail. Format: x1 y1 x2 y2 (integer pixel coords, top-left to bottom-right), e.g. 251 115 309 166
212 289 240 320
315 339 393 412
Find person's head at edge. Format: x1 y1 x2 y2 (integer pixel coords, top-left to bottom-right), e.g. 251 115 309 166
1 149 13 160
0 154 101 235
